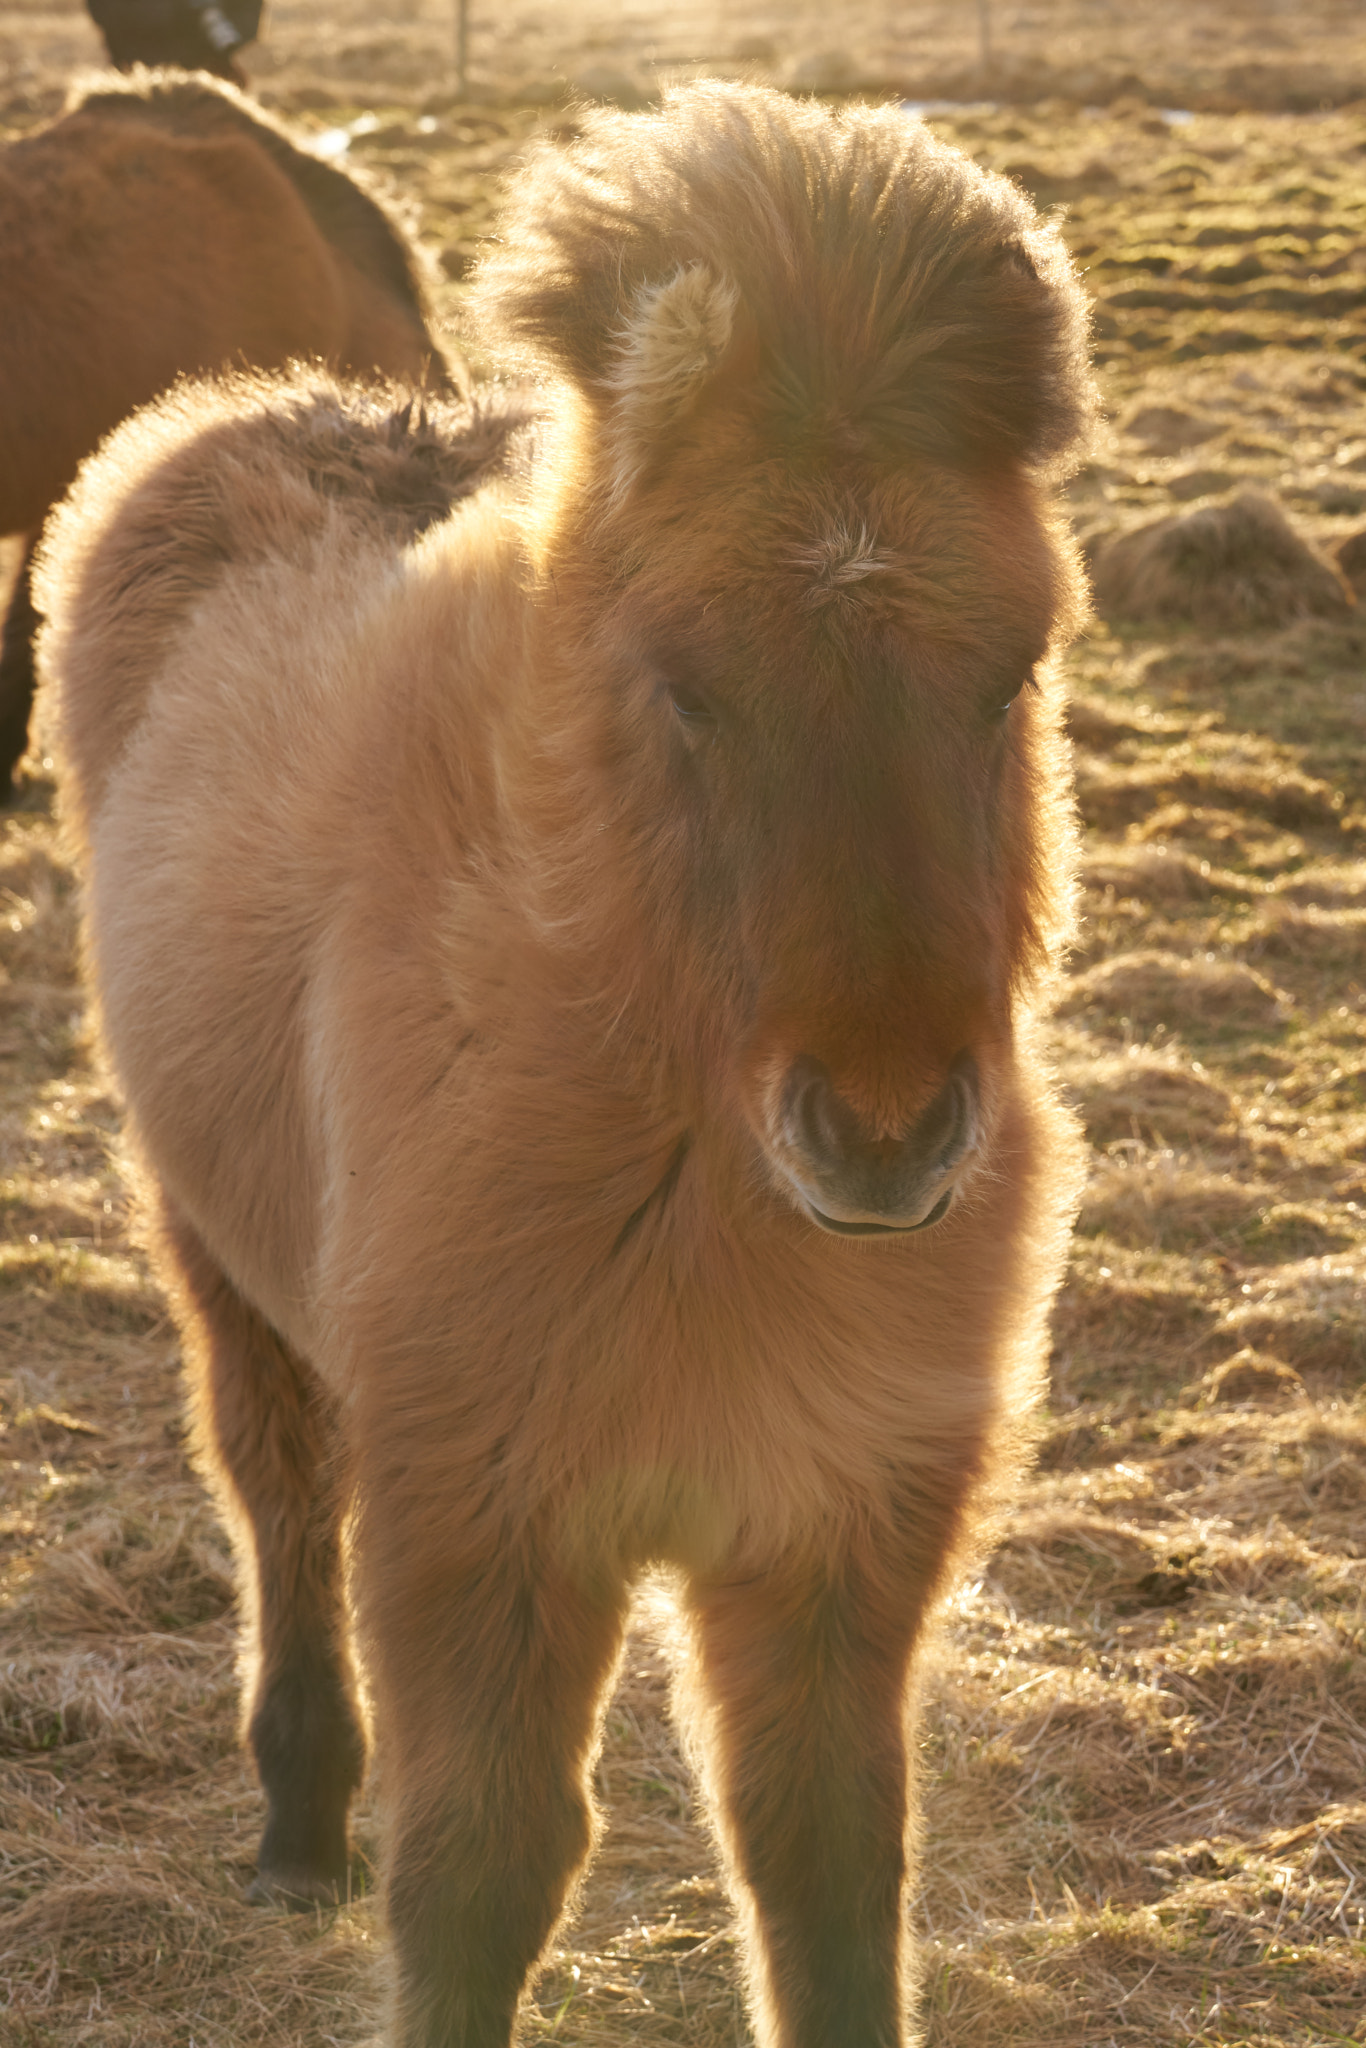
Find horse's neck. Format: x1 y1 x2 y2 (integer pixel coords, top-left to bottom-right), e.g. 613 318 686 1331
457 591 757 1200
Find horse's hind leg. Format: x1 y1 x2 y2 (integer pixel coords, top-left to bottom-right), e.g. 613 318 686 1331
0 536 39 800
152 1191 365 1906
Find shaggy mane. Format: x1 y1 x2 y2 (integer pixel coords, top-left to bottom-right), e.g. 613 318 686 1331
269 379 533 540
472 83 1094 475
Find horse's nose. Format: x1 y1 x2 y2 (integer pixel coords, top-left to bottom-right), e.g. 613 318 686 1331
777 1054 979 1237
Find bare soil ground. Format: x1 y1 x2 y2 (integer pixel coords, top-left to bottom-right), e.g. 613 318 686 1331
2 4 1365 2044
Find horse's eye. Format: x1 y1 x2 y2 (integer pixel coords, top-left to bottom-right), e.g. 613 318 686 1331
985 676 1033 723
667 681 718 733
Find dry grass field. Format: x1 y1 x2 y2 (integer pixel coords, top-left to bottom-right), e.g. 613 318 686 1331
2 4 1366 2044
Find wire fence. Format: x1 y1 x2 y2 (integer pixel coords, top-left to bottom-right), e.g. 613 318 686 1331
437 0 1000 99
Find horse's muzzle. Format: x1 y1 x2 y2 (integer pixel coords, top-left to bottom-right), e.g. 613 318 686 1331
775 1053 980 1239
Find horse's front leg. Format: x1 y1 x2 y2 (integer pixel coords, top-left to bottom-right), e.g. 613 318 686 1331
356 1496 628 2048
682 1528 955 2048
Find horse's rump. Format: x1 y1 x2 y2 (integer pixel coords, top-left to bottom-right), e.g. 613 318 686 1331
67 72 432 337
0 74 451 533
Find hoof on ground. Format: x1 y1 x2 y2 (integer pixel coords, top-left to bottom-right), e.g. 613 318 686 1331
246 1864 347 1911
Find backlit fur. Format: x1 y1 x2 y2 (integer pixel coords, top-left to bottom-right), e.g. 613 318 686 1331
38 84 1094 2048
602 262 740 501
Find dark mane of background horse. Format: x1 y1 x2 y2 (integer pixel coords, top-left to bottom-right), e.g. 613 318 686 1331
0 69 452 800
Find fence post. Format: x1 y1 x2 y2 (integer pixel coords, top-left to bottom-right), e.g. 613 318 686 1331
455 0 469 96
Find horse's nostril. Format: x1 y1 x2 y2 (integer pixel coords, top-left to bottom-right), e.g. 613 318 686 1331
917 1056 983 1171
781 1056 856 1173
927 1055 979 1172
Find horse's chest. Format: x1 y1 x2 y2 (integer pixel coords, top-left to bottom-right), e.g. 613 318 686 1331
498 1246 986 1571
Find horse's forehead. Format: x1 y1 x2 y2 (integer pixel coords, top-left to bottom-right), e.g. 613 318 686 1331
789 520 894 603
771 488 1057 668
766 470 1053 620
619 467 1059 698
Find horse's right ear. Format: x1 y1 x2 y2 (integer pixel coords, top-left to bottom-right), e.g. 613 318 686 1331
598 262 739 498
467 119 744 495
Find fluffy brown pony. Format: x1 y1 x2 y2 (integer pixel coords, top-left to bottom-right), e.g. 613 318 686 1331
0 67 452 796
38 84 1093 2048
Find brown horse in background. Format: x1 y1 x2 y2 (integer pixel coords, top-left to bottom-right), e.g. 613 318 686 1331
39 85 1093 2048
0 67 453 795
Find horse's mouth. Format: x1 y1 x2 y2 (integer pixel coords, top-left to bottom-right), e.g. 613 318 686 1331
806 1189 954 1238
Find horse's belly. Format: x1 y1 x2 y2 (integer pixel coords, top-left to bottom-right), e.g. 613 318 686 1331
86 731 325 1354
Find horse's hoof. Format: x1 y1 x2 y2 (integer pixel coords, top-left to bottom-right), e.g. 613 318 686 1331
246 1864 346 1911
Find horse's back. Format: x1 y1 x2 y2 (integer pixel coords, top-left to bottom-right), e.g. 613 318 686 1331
37 371 526 835
0 119 320 527
67 74 450 390
0 77 449 531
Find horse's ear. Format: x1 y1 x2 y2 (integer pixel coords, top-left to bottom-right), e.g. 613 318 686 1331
467 121 743 488
600 262 739 495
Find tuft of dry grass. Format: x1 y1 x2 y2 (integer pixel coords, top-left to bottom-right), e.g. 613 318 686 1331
3 12 1366 2046
1089 491 1355 631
